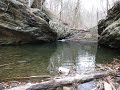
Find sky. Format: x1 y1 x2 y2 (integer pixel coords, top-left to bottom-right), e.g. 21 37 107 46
81 0 115 11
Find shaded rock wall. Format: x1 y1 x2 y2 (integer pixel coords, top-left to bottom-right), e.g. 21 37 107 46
98 1 120 48
0 0 57 45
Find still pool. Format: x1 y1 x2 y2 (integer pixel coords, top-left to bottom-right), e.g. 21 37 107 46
0 42 120 89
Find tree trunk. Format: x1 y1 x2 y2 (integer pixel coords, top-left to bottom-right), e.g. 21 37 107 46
59 0 63 21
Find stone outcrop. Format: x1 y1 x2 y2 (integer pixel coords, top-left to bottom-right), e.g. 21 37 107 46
65 26 98 43
49 20 72 40
0 0 57 45
98 1 120 48
49 20 98 41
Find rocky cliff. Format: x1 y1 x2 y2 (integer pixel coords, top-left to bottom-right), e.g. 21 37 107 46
0 0 57 45
98 1 120 48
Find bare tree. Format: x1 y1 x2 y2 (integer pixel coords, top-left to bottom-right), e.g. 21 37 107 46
72 0 81 28
97 7 99 23
59 0 63 21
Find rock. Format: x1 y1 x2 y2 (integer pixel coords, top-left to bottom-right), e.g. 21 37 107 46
98 18 120 48
58 67 70 75
0 84 4 90
49 20 96 41
0 0 57 45
49 20 72 40
66 26 98 43
98 1 120 48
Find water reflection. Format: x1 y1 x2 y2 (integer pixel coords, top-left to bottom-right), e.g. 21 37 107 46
48 42 97 90
48 42 97 75
0 43 57 80
96 46 120 63
0 41 120 88
78 81 95 90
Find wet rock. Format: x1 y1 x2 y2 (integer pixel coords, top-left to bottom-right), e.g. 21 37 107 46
0 0 57 45
98 1 120 48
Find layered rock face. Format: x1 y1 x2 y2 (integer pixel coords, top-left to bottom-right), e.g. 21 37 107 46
98 1 120 48
0 0 57 45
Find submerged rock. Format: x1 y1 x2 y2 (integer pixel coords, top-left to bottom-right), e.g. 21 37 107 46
0 0 57 45
98 1 120 48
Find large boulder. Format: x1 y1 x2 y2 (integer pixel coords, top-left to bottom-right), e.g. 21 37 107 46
98 1 120 48
49 20 72 39
0 0 57 45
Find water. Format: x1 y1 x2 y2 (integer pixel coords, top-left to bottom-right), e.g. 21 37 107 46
0 43 57 80
48 42 97 75
0 42 120 89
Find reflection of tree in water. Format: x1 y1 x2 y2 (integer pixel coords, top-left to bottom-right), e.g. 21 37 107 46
48 42 97 75
48 42 77 74
0 43 57 79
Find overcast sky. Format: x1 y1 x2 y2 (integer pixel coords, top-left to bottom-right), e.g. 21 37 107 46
45 0 115 10
80 0 116 12
45 0 117 29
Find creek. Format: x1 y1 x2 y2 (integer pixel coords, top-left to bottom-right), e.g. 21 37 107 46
0 42 120 90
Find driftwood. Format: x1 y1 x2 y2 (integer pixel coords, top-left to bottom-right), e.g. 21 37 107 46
26 70 117 90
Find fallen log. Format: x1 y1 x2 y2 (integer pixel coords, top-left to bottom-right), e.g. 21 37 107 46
26 70 117 90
